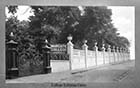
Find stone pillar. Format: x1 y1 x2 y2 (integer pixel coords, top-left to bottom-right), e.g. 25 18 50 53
6 32 18 79
121 48 124 62
122 48 125 62
116 47 119 63
42 39 52 74
82 40 88 68
93 42 98 66
67 35 73 70
124 48 126 61
119 48 122 62
102 44 105 64
107 45 111 64
126 49 129 61
112 46 116 63
127 49 130 60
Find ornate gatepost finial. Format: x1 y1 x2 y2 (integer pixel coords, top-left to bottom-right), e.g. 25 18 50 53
84 40 87 44
82 39 88 49
102 43 105 52
94 42 97 47
93 42 98 51
67 34 72 42
107 45 111 52
10 32 14 37
82 40 88 48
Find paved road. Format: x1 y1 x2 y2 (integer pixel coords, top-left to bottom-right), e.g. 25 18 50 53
59 60 135 83
6 60 135 84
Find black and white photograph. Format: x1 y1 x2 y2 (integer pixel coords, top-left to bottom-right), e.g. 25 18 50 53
5 5 135 85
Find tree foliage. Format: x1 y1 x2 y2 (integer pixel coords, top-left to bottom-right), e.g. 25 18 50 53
6 6 130 50
7 6 18 14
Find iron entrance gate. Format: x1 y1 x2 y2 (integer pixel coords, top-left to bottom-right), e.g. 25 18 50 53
6 42 68 79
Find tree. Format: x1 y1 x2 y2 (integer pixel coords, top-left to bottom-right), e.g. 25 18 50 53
7 6 130 50
7 6 18 14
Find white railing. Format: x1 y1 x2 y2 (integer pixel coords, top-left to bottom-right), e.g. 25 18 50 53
67 40 130 70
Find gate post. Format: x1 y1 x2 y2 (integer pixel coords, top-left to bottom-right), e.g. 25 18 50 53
42 39 52 74
67 35 73 70
6 32 18 79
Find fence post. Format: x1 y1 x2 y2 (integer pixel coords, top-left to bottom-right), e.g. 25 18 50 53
127 49 130 61
93 42 98 66
67 35 73 70
112 46 116 64
6 32 18 79
102 44 105 64
119 48 122 62
116 47 119 63
107 45 111 64
82 40 88 68
124 48 126 61
120 48 122 62
122 48 125 62
126 49 129 61
124 48 127 61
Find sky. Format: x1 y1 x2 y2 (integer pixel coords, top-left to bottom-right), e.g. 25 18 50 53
108 6 135 59
5 6 135 59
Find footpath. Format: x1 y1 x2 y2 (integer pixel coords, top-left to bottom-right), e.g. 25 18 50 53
6 60 134 83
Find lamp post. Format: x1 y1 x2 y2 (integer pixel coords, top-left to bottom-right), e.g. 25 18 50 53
6 32 18 79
